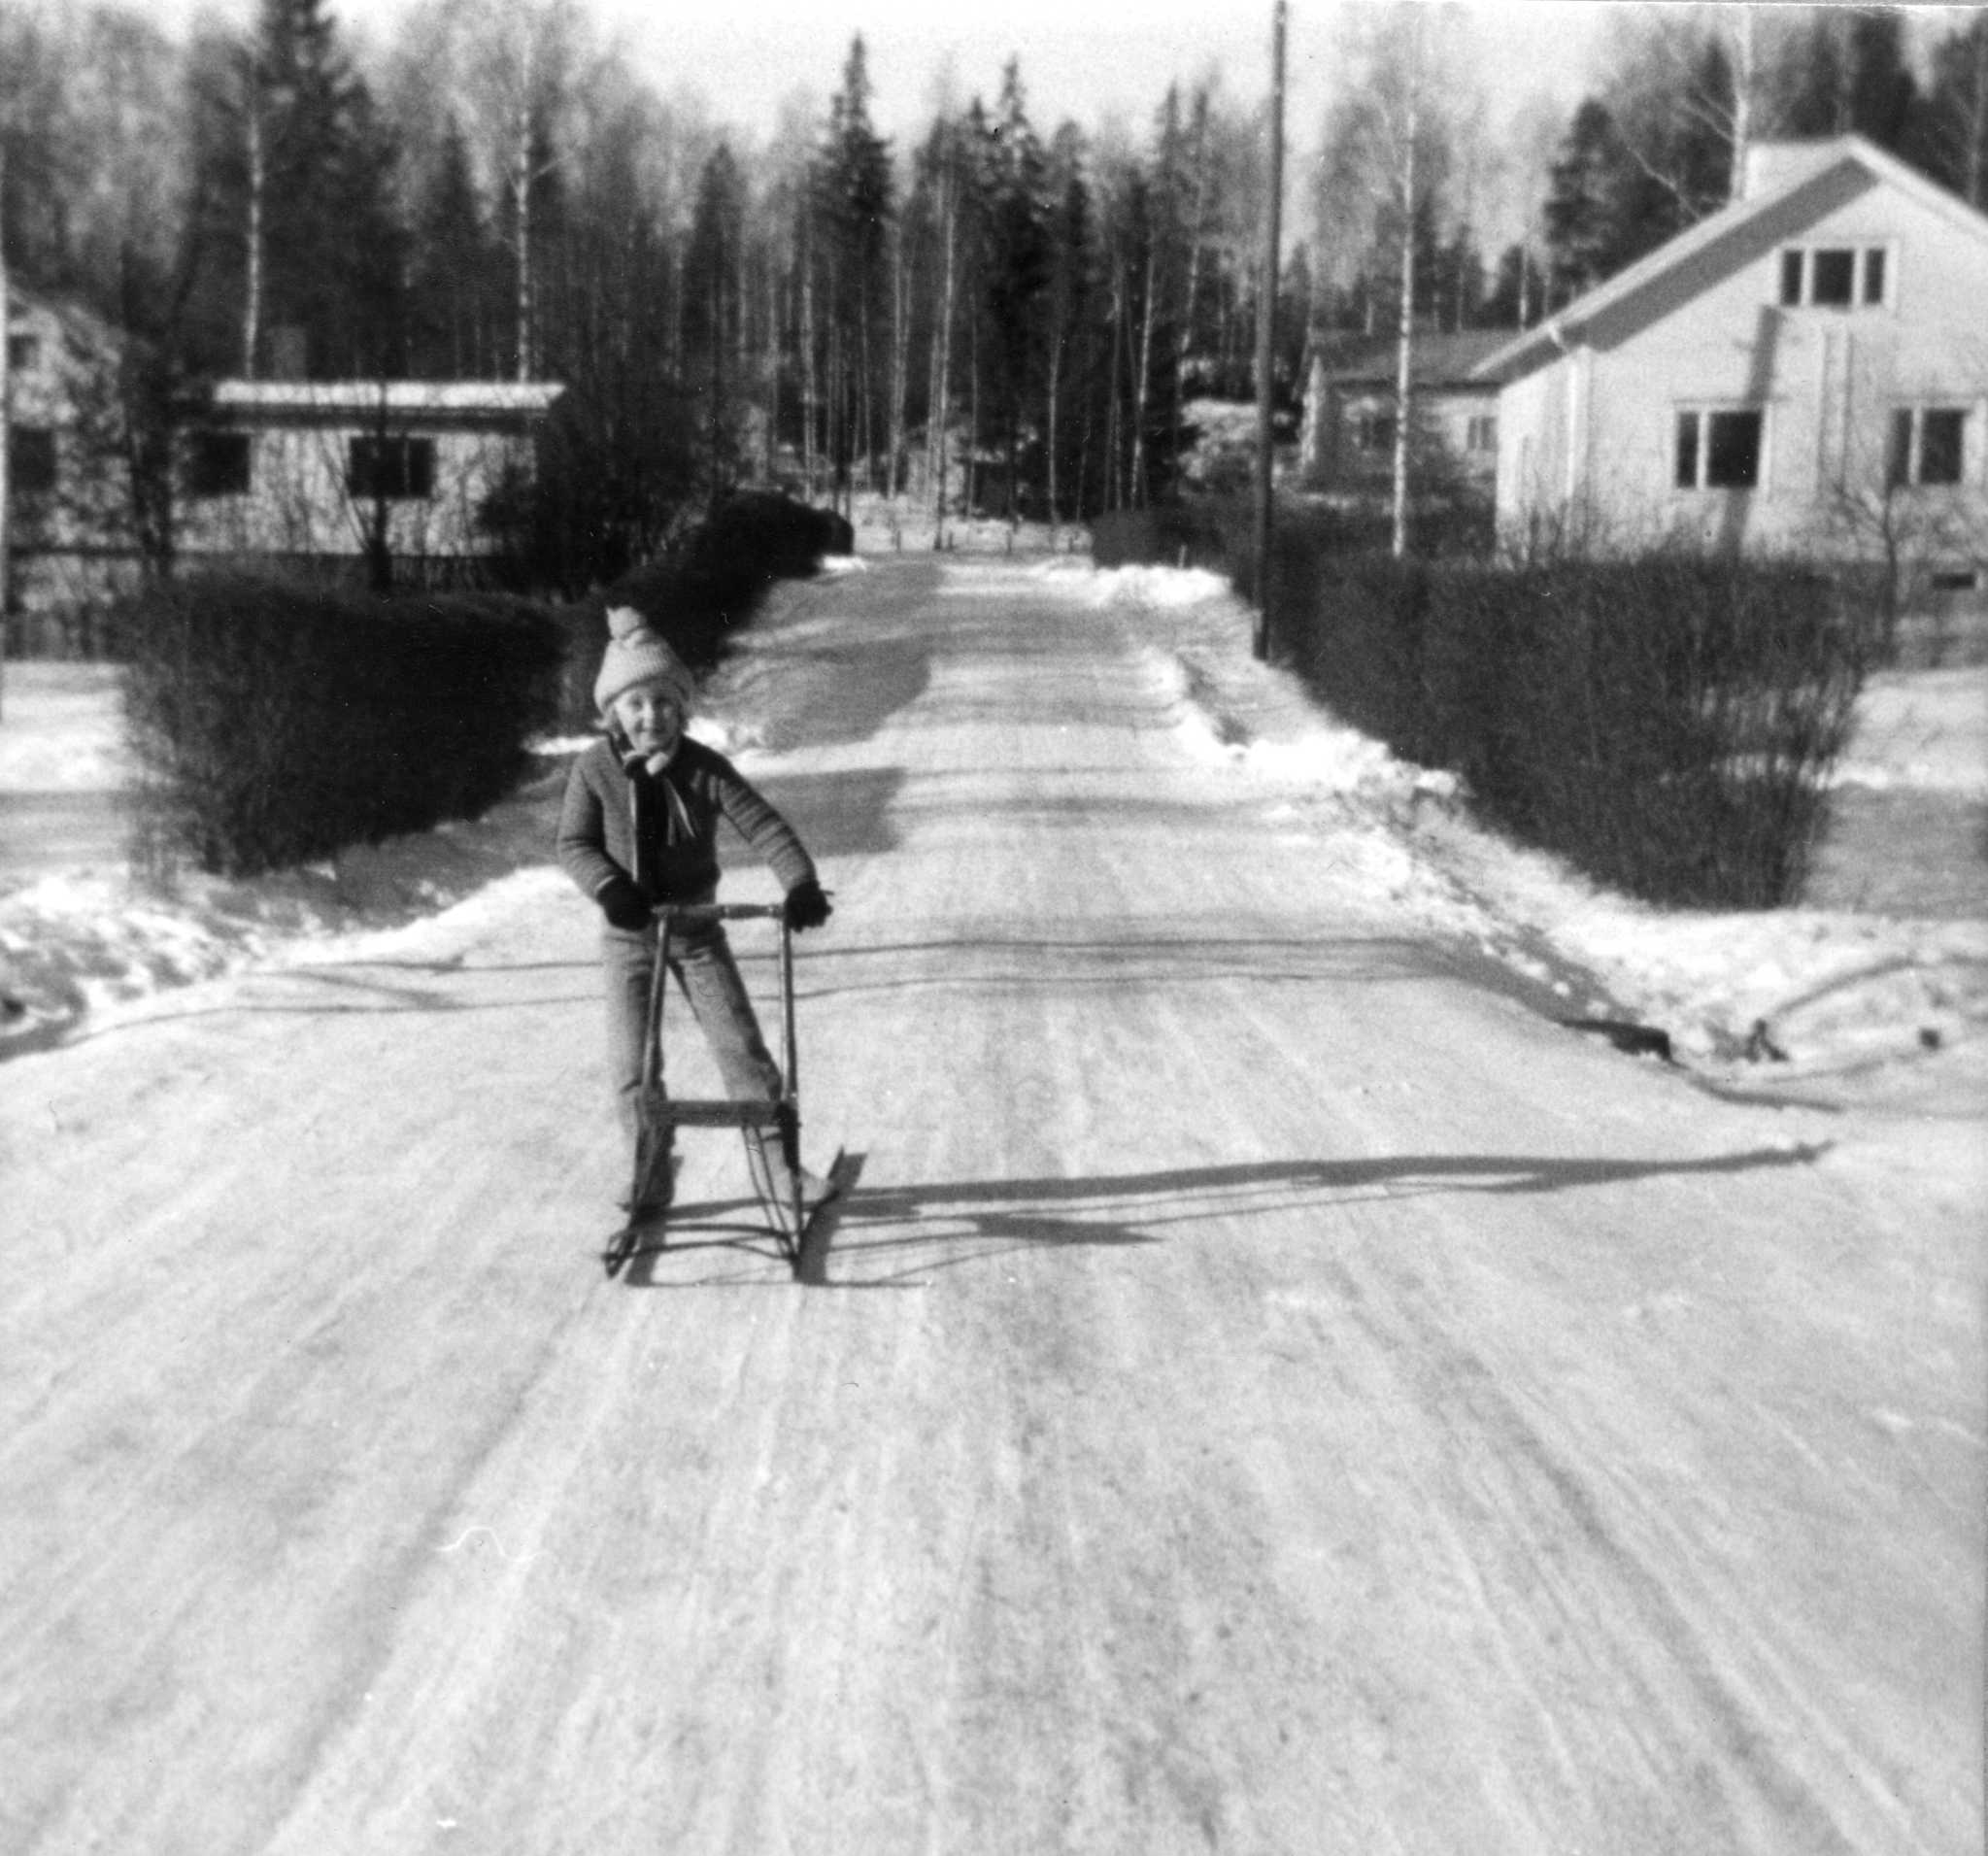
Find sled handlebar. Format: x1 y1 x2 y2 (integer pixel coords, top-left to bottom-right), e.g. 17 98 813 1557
650 901 788 923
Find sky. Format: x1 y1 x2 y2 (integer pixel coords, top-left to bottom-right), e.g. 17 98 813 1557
294 0 1618 152
180 1 1981 252
580 0 1607 143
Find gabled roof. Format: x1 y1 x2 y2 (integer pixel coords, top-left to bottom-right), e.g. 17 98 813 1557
1317 328 1508 391
210 380 565 426
4 286 118 355
1472 135 1988 386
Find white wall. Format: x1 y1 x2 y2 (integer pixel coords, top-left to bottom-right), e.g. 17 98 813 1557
1496 171 1988 565
179 423 532 561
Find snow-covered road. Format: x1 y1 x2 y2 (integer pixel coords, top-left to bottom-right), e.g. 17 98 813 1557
2 557 1979 1853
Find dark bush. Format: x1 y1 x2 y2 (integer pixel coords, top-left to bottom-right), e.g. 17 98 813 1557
1092 497 1484 579
556 490 848 729
1275 549 1877 909
696 490 853 576
119 573 564 878
1095 503 1877 907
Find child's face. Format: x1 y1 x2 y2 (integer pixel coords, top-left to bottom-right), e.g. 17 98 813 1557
613 682 683 757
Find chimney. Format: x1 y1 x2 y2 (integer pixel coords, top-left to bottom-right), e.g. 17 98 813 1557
267 324 308 381
1742 138 1849 203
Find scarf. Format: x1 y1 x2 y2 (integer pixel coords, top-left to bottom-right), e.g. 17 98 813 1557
619 739 698 849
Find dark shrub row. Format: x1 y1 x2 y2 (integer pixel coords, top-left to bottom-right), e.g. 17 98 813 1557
1092 498 1484 576
1282 552 1876 908
120 575 565 878
1095 505 1878 908
552 490 853 729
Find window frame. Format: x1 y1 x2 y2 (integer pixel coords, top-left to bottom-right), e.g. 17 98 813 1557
1887 404 1971 490
7 424 58 495
1776 242 1893 312
1350 408 1398 456
1673 404 1768 493
187 429 253 499
347 433 437 502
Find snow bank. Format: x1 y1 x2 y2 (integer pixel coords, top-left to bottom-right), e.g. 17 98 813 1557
1833 666 1988 796
0 663 132 792
1086 564 1233 611
0 751 573 1056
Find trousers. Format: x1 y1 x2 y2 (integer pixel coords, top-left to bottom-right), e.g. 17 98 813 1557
600 918 792 1177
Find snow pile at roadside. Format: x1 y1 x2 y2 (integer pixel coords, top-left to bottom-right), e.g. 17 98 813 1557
0 751 574 1056
1061 556 1988 1102
0 663 131 791
1087 563 1233 611
1830 665 1988 796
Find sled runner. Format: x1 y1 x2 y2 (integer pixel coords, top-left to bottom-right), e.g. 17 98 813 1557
602 901 838 1280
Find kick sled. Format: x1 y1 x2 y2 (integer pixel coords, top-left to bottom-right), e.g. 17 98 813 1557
602 900 846 1281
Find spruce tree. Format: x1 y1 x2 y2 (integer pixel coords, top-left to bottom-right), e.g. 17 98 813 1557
685 143 749 502
407 118 498 379
810 37 893 507
982 61 1053 520
253 0 406 377
1914 14 1988 207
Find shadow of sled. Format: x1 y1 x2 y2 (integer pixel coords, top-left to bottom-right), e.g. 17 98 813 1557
617 1145 1833 1288
618 1152 870 1288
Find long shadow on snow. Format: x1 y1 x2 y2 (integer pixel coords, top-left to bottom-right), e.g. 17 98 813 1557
622 1146 1831 1289
738 764 903 862
791 931 1542 1003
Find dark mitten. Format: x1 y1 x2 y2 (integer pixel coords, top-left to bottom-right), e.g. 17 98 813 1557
596 875 652 932
785 876 832 932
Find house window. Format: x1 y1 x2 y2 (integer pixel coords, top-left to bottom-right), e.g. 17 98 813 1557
1352 411 1397 454
1888 407 1970 489
1778 245 1889 310
1466 415 1498 454
1675 408 1764 490
1863 248 1886 305
348 435 435 501
6 333 39 371
7 425 56 495
188 431 253 497
1811 249 1856 306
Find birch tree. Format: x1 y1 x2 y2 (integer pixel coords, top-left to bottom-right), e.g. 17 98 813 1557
1316 3 1466 554
443 0 580 382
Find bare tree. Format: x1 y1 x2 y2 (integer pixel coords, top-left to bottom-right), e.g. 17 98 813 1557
1811 335 1988 653
1316 3 1468 554
442 0 581 382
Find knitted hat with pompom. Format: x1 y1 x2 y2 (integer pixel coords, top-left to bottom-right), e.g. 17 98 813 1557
593 605 696 720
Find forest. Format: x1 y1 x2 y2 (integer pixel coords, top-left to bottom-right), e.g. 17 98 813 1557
2 0 1985 593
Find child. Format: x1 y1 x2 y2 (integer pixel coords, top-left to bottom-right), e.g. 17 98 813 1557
557 604 833 1215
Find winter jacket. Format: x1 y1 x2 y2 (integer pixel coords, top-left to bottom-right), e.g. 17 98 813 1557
556 732 816 910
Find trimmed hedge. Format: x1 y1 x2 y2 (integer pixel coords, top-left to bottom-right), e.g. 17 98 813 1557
1280 552 1875 907
1092 498 1483 575
1096 504 1878 908
120 573 564 878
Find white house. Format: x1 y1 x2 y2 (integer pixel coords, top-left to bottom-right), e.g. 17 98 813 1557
1474 136 1988 588
178 380 565 580
3 287 131 621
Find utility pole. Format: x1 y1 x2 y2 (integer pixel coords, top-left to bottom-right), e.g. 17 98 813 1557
1390 16 1419 562
1253 0 1286 660
1 142 11 720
